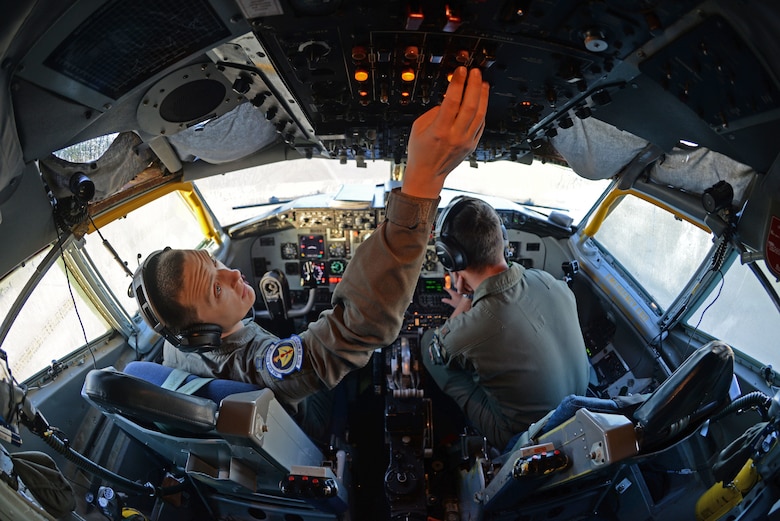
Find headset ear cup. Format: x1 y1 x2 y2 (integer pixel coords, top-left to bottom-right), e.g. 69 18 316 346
435 196 473 271
435 236 468 272
178 323 222 352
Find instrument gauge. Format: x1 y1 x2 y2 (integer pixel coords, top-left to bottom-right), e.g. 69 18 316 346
281 242 298 260
328 242 346 258
329 259 347 276
301 260 326 286
299 234 325 259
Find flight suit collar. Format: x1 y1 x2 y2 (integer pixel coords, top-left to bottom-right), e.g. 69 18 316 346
471 262 524 304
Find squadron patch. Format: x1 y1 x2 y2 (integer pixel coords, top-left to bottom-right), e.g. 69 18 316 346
264 335 304 379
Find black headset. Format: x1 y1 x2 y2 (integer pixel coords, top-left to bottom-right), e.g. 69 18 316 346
434 196 510 272
129 248 223 353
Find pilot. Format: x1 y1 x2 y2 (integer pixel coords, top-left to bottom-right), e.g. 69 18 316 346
422 196 590 451
131 67 490 439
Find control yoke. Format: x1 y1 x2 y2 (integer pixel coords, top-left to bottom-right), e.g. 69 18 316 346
256 269 315 321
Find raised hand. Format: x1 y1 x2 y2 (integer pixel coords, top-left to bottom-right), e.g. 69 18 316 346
402 67 490 199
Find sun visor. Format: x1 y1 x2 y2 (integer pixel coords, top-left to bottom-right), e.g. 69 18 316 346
39 132 153 203
651 147 755 209
549 117 649 180
167 102 279 165
0 94 25 204
551 117 756 209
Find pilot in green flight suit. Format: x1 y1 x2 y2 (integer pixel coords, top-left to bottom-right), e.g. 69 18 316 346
423 196 590 451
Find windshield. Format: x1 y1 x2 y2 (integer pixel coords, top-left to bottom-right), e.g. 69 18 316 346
194 158 611 226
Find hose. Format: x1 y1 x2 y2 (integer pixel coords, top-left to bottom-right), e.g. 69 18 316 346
41 428 156 496
710 391 772 422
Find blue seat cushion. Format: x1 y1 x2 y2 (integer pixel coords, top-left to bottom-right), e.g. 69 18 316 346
124 361 261 404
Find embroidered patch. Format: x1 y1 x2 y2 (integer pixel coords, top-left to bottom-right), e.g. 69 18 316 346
264 335 304 379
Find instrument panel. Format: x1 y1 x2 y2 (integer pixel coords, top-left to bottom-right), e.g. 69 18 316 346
239 194 650 404
245 204 551 319
248 207 383 303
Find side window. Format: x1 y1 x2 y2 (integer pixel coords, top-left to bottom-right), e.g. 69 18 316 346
592 194 714 312
83 190 214 316
686 258 780 369
0 249 111 383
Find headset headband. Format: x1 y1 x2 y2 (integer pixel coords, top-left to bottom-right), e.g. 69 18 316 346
435 196 476 238
434 196 476 271
130 248 177 341
129 248 222 352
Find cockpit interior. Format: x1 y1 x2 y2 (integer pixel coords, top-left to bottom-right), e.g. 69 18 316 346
2 1 780 521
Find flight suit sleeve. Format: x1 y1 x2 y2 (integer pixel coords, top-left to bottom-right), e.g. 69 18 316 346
261 189 438 403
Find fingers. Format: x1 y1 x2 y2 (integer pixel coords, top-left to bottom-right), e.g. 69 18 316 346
455 69 490 141
435 67 469 126
437 67 488 136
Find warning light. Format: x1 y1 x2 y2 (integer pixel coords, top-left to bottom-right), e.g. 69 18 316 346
401 69 416 82
358 89 369 97
405 8 424 30
354 69 369 82
446 71 454 82
443 5 463 32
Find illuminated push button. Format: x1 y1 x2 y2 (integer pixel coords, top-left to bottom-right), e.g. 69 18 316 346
354 69 369 82
401 69 415 82
455 49 470 63
404 46 419 61
351 46 368 61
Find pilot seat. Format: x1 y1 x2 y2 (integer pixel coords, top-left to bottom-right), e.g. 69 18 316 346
460 340 735 520
81 360 349 520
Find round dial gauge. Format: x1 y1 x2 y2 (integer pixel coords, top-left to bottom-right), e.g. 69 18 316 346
328 242 346 258
281 242 298 260
329 259 346 275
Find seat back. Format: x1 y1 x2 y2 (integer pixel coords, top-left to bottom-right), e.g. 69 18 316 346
81 362 332 503
473 341 735 515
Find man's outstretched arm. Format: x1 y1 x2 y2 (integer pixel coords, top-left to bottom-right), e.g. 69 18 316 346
266 67 489 400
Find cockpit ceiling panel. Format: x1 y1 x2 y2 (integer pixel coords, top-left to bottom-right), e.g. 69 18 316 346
42 0 230 100
639 15 780 132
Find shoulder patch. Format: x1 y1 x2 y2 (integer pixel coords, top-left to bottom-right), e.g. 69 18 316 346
264 335 304 379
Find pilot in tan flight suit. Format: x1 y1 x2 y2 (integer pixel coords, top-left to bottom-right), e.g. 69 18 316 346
131 67 490 438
